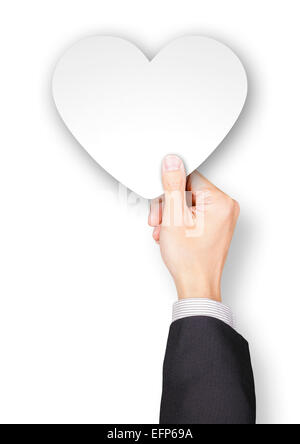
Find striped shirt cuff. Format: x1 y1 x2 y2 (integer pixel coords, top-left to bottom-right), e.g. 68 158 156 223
172 298 234 329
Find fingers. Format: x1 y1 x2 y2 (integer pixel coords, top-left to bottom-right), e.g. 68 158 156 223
162 155 186 193
186 170 214 191
187 171 238 217
148 196 163 227
152 225 161 243
161 155 188 227
186 170 218 206
148 155 190 243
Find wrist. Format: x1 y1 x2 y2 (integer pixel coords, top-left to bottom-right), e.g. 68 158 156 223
175 277 221 302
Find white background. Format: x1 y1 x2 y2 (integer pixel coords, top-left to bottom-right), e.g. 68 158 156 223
0 0 299 424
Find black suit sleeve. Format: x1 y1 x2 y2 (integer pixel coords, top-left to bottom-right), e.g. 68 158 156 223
159 316 256 424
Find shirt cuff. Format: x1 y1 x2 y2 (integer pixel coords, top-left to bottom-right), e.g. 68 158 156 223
172 298 234 329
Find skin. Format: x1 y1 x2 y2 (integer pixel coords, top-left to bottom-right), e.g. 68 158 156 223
148 155 240 302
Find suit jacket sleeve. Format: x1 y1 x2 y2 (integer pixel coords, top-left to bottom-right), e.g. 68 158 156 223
159 316 256 424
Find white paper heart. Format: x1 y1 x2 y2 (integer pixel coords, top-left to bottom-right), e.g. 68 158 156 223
52 36 247 199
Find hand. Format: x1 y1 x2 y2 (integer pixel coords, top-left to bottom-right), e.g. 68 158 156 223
148 155 240 302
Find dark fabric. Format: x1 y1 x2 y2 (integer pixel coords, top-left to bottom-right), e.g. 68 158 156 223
159 316 256 424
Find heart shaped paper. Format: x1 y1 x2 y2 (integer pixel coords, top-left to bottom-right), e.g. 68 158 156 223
52 36 247 199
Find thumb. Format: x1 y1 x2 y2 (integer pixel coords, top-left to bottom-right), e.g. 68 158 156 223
161 155 187 227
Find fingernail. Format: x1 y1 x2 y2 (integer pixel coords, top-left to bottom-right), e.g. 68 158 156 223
163 155 183 172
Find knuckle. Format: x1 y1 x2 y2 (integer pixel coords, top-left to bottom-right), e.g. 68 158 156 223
233 199 240 215
221 196 240 218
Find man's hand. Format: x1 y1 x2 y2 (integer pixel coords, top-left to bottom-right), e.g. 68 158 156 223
148 155 240 302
